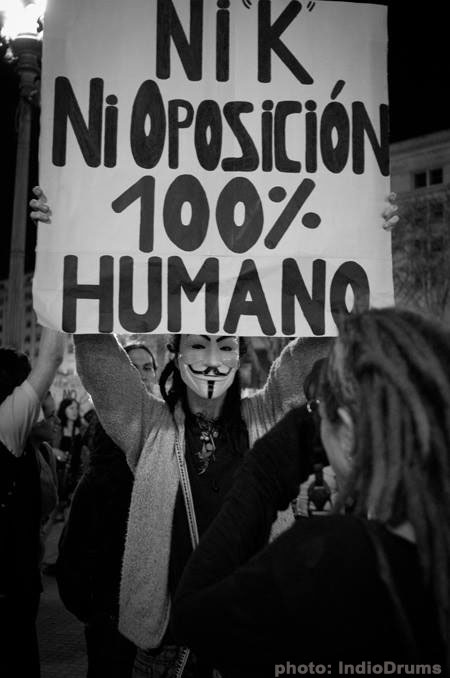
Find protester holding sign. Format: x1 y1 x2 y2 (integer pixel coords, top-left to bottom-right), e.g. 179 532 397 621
171 308 449 678
30 179 397 678
71 330 328 677
30 3 399 676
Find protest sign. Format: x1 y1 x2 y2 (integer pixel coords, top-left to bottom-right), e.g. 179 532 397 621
34 0 393 336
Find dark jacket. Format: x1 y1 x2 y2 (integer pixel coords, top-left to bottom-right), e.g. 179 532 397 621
172 408 444 677
57 424 133 623
0 440 42 599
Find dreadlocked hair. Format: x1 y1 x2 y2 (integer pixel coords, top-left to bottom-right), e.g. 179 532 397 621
320 307 450 668
158 335 248 456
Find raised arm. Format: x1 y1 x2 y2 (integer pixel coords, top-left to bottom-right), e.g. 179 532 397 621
243 193 397 434
244 336 333 437
31 187 164 468
28 327 65 401
74 334 162 469
0 327 64 456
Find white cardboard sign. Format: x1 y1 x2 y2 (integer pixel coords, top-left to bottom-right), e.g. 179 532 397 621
34 0 393 336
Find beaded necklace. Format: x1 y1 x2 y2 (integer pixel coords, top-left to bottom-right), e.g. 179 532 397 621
191 411 221 475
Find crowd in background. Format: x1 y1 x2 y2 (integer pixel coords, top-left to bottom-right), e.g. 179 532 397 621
1 306 449 678
0 189 448 678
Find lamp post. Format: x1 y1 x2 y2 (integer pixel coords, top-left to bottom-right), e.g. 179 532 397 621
1 1 44 350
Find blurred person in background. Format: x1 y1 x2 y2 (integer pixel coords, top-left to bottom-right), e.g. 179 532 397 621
54 397 82 520
29 390 60 563
0 328 65 678
124 342 159 396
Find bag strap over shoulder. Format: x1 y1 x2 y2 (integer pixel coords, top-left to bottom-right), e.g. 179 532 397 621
173 434 224 678
174 434 199 549
173 432 199 678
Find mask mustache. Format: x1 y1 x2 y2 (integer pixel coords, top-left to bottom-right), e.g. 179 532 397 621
190 365 231 377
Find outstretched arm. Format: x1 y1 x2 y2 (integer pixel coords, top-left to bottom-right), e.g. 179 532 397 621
31 186 165 469
245 195 396 435
0 327 64 456
28 327 65 401
245 336 333 438
74 334 162 469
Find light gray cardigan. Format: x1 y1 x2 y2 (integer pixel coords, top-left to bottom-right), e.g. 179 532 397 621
74 334 330 650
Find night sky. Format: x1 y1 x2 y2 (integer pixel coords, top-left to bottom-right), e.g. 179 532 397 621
0 0 449 280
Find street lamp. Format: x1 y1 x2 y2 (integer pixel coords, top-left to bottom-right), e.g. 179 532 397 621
1 0 45 349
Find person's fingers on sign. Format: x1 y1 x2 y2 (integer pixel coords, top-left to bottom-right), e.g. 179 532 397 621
382 192 399 231
30 186 52 223
30 185 399 231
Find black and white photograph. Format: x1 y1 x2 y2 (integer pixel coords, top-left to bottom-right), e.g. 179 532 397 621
1 1 449 677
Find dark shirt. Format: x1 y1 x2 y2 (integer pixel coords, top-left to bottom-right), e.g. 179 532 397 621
57 426 133 622
0 440 42 598
60 431 83 481
172 408 443 678
169 413 247 595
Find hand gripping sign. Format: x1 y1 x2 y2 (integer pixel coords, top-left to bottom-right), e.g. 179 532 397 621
34 0 393 336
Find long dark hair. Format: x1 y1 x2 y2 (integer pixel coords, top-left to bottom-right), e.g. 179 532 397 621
320 307 450 666
0 348 31 405
159 334 248 454
57 398 81 431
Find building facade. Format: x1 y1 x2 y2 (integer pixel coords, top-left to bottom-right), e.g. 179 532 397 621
390 130 450 323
